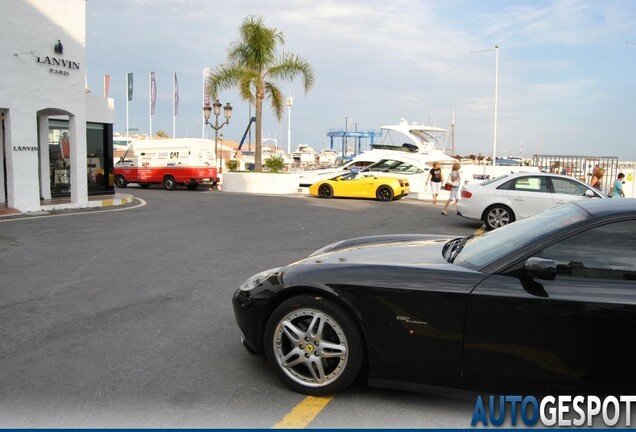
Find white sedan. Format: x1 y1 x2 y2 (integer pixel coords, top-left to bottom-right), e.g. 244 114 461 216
458 172 606 230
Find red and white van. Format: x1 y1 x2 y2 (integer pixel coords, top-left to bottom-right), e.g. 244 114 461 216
114 138 218 190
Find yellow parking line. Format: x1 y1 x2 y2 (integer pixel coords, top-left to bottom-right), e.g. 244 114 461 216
272 395 334 429
474 226 485 235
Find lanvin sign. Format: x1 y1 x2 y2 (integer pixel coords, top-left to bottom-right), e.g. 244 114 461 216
36 40 80 76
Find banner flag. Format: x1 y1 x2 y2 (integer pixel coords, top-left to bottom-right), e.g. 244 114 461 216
150 72 157 115
174 72 179 115
127 72 133 101
104 74 110 98
203 68 210 106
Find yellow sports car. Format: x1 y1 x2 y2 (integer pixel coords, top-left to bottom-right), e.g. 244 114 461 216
309 172 409 201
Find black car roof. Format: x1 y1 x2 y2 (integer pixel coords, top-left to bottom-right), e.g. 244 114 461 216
574 198 636 217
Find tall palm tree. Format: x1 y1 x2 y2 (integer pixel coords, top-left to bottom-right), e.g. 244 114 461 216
207 15 315 171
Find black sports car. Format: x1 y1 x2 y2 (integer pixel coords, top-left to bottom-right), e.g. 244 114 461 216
232 199 636 396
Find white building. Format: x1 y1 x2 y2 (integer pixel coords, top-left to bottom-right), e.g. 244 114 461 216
0 0 114 213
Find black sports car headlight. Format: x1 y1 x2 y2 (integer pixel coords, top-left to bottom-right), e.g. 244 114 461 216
239 267 281 292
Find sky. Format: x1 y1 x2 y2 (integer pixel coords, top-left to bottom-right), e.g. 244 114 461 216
86 0 636 160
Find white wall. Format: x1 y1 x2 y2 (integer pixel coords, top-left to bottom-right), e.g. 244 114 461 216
0 0 88 211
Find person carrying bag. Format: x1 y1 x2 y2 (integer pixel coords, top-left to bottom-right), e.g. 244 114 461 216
442 162 461 215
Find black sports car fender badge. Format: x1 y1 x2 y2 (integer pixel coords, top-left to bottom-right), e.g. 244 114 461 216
396 315 428 326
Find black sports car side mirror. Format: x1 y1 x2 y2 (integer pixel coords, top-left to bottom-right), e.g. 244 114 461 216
524 257 557 281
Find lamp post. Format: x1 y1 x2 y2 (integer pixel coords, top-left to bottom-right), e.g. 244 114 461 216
627 42 635 197
493 44 499 177
344 115 349 158
203 99 233 176
471 44 499 177
219 132 224 171
286 95 293 155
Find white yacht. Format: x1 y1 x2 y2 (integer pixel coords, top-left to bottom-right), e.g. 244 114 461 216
238 137 293 168
292 144 318 165
318 149 338 166
297 118 536 199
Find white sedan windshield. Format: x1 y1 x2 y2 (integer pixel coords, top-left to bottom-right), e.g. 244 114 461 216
454 204 590 269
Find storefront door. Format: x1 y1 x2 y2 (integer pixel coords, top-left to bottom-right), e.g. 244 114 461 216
48 119 71 197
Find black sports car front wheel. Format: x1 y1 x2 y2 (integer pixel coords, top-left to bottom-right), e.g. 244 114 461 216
264 295 363 395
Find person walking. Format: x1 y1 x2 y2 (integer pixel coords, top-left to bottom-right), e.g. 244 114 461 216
590 165 604 190
612 173 625 198
441 162 461 215
426 162 444 204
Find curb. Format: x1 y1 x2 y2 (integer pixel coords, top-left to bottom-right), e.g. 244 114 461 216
0 193 135 219
87 193 134 208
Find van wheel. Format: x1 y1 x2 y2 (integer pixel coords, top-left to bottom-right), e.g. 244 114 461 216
186 183 199 191
115 175 127 188
163 176 177 191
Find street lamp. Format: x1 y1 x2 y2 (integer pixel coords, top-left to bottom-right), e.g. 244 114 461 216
471 44 499 177
219 132 224 171
203 99 233 175
286 95 293 155
627 41 635 196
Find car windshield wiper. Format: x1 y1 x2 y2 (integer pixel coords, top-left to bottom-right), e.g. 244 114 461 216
443 237 463 261
449 235 473 262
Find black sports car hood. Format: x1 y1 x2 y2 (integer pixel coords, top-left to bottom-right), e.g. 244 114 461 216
300 234 455 268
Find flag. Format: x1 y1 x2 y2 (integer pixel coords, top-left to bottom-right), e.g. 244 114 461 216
127 72 133 101
104 74 110 98
173 72 179 115
203 68 210 106
150 72 157 115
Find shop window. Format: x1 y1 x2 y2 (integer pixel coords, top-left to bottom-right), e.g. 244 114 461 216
87 123 111 193
47 120 113 197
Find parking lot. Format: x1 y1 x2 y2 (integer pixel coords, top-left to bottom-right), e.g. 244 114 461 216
0 188 483 427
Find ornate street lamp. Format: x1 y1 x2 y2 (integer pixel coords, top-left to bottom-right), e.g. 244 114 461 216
203 99 233 175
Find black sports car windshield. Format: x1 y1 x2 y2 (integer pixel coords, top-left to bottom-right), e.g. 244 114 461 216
453 203 590 270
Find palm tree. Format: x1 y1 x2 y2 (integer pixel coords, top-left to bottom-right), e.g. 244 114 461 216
207 15 315 171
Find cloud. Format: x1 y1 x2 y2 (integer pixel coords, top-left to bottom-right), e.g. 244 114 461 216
86 0 636 159
483 0 634 46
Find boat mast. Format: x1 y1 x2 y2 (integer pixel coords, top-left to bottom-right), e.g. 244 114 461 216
451 110 455 155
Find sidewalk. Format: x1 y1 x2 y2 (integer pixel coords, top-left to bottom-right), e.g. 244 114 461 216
0 193 135 218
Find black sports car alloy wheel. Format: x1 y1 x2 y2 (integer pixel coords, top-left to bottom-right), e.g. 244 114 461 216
264 295 363 395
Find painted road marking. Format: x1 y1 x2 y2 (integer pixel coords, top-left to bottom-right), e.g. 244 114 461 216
474 226 485 235
0 198 147 223
273 395 334 429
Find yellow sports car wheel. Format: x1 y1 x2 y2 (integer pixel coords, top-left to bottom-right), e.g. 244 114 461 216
318 184 334 198
376 186 394 202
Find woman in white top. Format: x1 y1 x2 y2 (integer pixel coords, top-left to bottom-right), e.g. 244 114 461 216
441 162 461 216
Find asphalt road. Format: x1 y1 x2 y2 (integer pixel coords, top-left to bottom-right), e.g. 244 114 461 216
0 187 483 428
